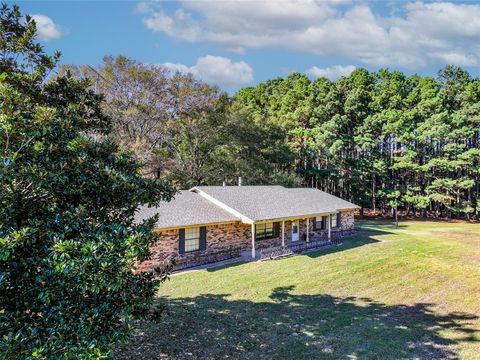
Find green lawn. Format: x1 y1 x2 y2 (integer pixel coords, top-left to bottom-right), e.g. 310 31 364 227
116 220 480 359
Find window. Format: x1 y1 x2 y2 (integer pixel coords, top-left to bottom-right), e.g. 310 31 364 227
184 227 200 252
331 214 338 228
255 222 274 240
315 216 323 230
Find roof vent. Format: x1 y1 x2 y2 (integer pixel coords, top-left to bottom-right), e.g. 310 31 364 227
222 180 226 187
238 176 243 186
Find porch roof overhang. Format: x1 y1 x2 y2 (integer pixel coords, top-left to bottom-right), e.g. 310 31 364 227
252 211 337 225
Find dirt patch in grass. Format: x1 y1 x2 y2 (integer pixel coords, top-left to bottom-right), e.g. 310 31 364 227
357 213 478 224
432 230 480 245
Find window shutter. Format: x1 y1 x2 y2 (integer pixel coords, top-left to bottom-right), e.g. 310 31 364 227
200 226 207 250
179 228 185 254
322 216 326 230
273 222 280 237
311 217 316 230
337 213 341 227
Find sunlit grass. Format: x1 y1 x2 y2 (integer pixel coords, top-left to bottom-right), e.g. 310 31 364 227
117 220 480 359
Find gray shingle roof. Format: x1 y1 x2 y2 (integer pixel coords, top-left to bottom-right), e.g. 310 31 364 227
135 191 240 229
194 186 359 222
136 186 359 229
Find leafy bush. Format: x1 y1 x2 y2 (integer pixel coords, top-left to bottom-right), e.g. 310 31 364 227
0 5 174 358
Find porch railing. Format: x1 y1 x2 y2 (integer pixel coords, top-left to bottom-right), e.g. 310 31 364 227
259 228 357 260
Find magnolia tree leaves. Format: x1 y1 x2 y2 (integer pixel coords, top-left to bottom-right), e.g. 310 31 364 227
0 4 174 358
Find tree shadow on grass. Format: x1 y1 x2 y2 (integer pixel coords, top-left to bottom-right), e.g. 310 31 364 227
358 219 409 231
115 286 479 359
303 225 389 259
212 223 391 268
206 260 247 272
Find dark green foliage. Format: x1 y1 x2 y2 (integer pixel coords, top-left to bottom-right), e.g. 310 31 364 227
69 57 480 218
0 4 174 358
234 68 480 219
59 36 480 217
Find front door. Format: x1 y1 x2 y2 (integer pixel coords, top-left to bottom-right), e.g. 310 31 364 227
292 220 299 242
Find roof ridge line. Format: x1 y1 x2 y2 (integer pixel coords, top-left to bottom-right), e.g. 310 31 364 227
190 187 254 224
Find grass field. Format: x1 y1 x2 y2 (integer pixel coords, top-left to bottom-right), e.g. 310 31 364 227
116 220 480 359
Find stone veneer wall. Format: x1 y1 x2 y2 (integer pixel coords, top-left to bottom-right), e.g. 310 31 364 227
339 209 355 230
297 209 355 239
136 209 355 272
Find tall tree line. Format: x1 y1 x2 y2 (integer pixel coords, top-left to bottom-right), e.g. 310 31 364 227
68 57 480 219
235 67 480 219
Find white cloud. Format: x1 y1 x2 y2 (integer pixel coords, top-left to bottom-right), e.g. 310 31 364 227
429 52 477 67
31 14 63 41
306 65 356 80
161 62 191 74
162 55 254 88
142 1 480 69
135 1 151 13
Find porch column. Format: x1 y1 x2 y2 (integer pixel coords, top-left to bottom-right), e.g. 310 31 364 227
281 221 285 247
251 223 256 259
328 214 331 240
306 218 310 242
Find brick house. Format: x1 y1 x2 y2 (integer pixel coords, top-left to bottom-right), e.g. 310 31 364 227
136 186 359 271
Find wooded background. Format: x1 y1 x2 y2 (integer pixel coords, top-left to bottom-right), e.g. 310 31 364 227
64 57 480 219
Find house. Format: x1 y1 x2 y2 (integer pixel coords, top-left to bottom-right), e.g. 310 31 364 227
135 185 359 271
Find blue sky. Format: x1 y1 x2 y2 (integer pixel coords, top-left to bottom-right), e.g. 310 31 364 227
12 1 480 92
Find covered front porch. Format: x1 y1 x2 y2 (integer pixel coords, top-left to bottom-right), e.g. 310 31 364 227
247 213 338 260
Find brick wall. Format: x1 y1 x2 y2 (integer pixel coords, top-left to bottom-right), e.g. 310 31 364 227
136 210 355 271
339 209 355 230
